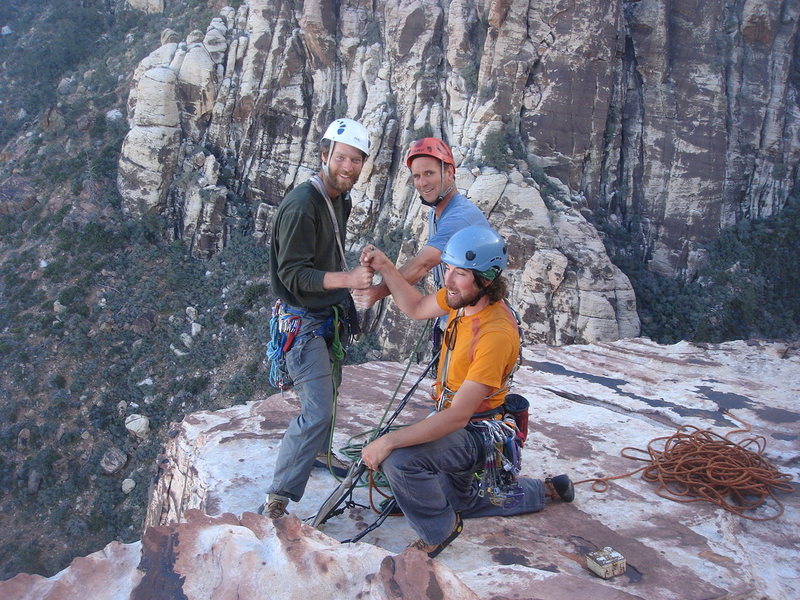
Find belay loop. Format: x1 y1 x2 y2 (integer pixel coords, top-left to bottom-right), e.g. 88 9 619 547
266 300 300 390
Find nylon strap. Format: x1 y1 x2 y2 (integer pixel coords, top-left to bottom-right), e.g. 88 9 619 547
310 174 348 271
321 305 346 476
429 208 446 289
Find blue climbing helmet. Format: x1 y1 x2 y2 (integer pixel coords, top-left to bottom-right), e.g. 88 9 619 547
441 225 508 281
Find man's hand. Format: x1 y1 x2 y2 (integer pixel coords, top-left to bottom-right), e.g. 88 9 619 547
360 244 391 272
361 436 393 471
322 265 374 290
348 265 374 290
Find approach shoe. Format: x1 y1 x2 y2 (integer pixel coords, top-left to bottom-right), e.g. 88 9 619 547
545 474 575 503
313 452 350 478
257 495 289 519
407 513 463 559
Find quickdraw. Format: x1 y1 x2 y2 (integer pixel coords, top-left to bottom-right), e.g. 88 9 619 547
470 416 525 509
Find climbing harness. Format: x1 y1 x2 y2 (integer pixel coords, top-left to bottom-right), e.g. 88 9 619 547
575 412 794 521
433 301 527 509
265 300 346 390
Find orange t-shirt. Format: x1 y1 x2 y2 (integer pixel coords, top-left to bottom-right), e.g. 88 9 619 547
434 288 521 414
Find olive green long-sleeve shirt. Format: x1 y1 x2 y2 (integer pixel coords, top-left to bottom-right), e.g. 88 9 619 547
269 180 352 310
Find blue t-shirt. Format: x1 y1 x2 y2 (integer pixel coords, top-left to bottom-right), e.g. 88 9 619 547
428 193 490 288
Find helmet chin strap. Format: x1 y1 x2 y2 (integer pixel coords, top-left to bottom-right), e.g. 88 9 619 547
321 140 334 180
420 161 454 207
420 182 454 207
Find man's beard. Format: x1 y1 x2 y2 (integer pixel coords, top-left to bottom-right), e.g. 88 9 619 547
445 286 482 309
324 166 355 195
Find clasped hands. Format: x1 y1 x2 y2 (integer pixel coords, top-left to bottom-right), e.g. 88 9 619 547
359 244 391 271
351 244 391 309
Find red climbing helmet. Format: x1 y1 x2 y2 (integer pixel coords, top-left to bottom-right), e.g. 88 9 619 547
405 137 456 169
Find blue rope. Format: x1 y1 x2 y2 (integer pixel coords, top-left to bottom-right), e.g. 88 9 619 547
266 312 287 389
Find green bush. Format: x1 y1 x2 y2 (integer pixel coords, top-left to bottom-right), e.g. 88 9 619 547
48 374 67 389
57 284 86 307
481 125 525 170
223 306 247 326
461 61 479 95
184 375 210 395
243 283 268 308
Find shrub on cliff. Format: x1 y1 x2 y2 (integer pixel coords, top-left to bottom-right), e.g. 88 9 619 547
617 195 800 344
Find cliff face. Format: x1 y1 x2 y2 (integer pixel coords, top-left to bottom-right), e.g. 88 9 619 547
117 0 798 345
605 0 800 276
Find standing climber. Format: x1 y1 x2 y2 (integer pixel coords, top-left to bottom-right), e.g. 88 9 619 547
353 137 489 310
260 118 375 519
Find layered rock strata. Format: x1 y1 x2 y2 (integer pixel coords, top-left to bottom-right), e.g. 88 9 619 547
117 0 799 344
5 338 797 599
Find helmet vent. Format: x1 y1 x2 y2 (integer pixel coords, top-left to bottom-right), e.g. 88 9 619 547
465 250 476 261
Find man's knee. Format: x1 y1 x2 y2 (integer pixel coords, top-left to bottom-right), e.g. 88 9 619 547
381 446 421 479
298 405 334 433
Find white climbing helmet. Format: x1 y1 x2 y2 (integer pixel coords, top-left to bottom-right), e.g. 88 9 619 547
322 118 371 156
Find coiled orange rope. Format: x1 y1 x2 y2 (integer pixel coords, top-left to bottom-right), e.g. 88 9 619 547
576 413 795 521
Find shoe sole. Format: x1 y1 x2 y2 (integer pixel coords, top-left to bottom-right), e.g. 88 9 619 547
313 458 350 478
428 514 463 558
549 474 575 503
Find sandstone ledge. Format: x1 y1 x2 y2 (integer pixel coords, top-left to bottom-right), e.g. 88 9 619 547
3 338 798 599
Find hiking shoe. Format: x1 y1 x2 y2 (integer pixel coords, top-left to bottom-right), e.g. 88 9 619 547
407 513 463 558
313 452 350 478
257 495 289 519
379 498 404 516
545 474 575 503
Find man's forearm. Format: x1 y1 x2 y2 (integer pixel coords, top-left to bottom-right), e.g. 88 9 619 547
386 380 489 449
322 266 373 290
322 271 351 289
378 261 427 317
367 260 428 303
